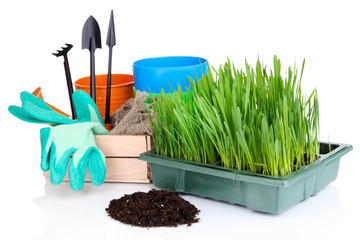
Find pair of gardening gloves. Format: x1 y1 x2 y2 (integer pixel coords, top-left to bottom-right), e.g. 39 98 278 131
9 90 109 191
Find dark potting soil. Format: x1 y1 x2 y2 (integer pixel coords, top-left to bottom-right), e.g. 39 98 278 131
105 189 200 227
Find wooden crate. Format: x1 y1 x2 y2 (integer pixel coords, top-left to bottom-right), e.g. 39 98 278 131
43 135 152 183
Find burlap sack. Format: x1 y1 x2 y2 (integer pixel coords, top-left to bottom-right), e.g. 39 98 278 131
109 91 153 135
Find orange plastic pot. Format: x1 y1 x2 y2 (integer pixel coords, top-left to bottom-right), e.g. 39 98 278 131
74 74 134 120
32 87 71 117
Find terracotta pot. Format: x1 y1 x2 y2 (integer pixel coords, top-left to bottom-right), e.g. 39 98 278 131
32 87 70 117
74 74 134 119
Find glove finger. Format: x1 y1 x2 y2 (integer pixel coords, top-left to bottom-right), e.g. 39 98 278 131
68 147 89 191
87 122 109 135
20 91 53 111
40 127 52 171
23 101 75 125
87 147 106 186
9 105 46 124
72 90 105 126
49 147 75 185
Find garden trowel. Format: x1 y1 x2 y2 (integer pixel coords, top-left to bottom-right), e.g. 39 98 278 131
82 15 102 102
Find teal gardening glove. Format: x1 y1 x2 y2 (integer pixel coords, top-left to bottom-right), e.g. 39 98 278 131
40 122 107 191
9 90 109 190
8 90 103 126
8 91 76 126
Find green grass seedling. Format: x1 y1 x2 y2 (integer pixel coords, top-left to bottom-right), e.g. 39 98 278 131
148 56 320 177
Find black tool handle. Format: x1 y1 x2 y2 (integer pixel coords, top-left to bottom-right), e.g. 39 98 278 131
90 50 96 102
63 55 77 119
105 47 113 124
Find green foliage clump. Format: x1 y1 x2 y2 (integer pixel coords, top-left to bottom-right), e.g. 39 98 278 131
148 56 320 177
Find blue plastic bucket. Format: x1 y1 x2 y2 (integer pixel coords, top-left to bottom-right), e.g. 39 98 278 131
133 56 207 94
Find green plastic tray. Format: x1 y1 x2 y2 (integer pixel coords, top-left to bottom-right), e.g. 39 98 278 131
140 142 353 214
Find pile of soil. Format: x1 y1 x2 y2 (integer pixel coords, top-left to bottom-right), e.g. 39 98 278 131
106 189 200 227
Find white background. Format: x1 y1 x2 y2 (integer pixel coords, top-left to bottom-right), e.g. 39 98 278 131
1 0 359 239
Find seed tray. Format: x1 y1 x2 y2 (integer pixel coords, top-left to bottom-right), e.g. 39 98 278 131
140 142 352 214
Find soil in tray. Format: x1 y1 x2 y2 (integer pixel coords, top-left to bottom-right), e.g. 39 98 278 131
106 189 200 227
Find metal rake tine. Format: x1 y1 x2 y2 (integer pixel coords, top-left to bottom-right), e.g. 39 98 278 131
61 44 73 50
52 51 61 57
52 43 73 57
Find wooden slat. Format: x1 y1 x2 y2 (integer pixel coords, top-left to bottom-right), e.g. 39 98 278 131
146 135 152 151
43 157 150 183
105 158 149 183
95 135 148 157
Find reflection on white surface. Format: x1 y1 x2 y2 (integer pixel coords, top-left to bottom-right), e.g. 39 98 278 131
33 182 154 240
31 181 344 240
